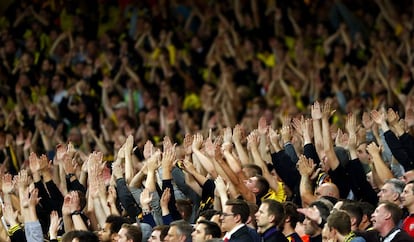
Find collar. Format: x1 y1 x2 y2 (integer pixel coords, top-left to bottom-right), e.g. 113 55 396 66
223 224 245 240
262 227 278 240
379 227 400 242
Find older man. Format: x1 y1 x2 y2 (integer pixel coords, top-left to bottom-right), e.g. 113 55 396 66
357 202 413 242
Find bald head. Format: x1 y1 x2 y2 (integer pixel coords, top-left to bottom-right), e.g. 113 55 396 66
315 183 340 199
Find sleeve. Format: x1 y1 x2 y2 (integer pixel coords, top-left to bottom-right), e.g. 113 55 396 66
271 150 300 192
172 167 200 223
66 177 86 194
284 142 299 164
162 214 174 225
24 221 44 242
162 179 182 221
328 165 351 198
345 158 378 205
198 179 215 213
45 180 64 212
384 130 414 170
142 213 156 227
116 178 142 220
9 224 27 242
303 143 321 165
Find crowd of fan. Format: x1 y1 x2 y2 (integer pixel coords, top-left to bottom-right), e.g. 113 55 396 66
1 0 414 241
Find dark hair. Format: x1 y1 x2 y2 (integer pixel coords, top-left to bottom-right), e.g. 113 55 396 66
199 209 221 220
327 210 351 235
283 201 303 228
121 223 142 242
340 202 363 227
197 220 222 238
243 164 263 176
309 200 330 221
62 230 99 242
176 199 193 221
262 199 285 227
255 175 270 197
153 225 170 241
380 202 403 226
226 199 250 223
106 215 130 234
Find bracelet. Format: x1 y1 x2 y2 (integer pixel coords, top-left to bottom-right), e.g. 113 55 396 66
66 173 76 180
142 208 151 216
71 210 83 216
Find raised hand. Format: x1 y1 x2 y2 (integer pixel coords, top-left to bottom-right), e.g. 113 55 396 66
192 133 203 151
214 176 227 195
257 117 268 136
311 101 322 120
387 108 400 125
29 152 40 174
204 137 215 157
2 174 14 194
183 134 193 156
232 124 244 143
29 188 41 207
223 127 232 144
146 150 161 172
140 188 153 208
49 211 62 239
246 130 259 150
345 112 357 135
366 142 381 157
335 129 349 148
362 111 373 130
160 188 171 209
297 155 315 177
163 136 174 152
321 99 334 119
143 140 154 160
370 109 386 125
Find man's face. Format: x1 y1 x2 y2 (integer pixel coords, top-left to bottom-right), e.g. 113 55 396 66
164 226 184 242
356 144 370 163
401 184 414 208
148 230 161 242
244 177 258 193
371 204 389 231
303 216 319 236
255 203 273 230
378 183 399 203
117 228 130 242
98 223 113 242
220 205 238 232
191 223 210 242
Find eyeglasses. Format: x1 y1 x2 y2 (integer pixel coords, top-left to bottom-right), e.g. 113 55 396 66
221 212 235 217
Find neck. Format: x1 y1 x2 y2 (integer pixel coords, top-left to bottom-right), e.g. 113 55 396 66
282 226 295 237
258 224 275 234
379 224 396 237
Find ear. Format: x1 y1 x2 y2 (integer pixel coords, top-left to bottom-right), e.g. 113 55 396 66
269 214 276 224
393 192 401 202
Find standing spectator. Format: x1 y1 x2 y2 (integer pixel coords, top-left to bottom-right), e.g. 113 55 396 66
221 199 260 242
255 199 288 242
401 181 414 237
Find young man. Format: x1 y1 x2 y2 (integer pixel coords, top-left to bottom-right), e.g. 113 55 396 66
220 199 260 242
117 223 142 242
98 215 130 242
401 181 414 237
326 210 365 242
255 199 288 242
191 220 222 242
